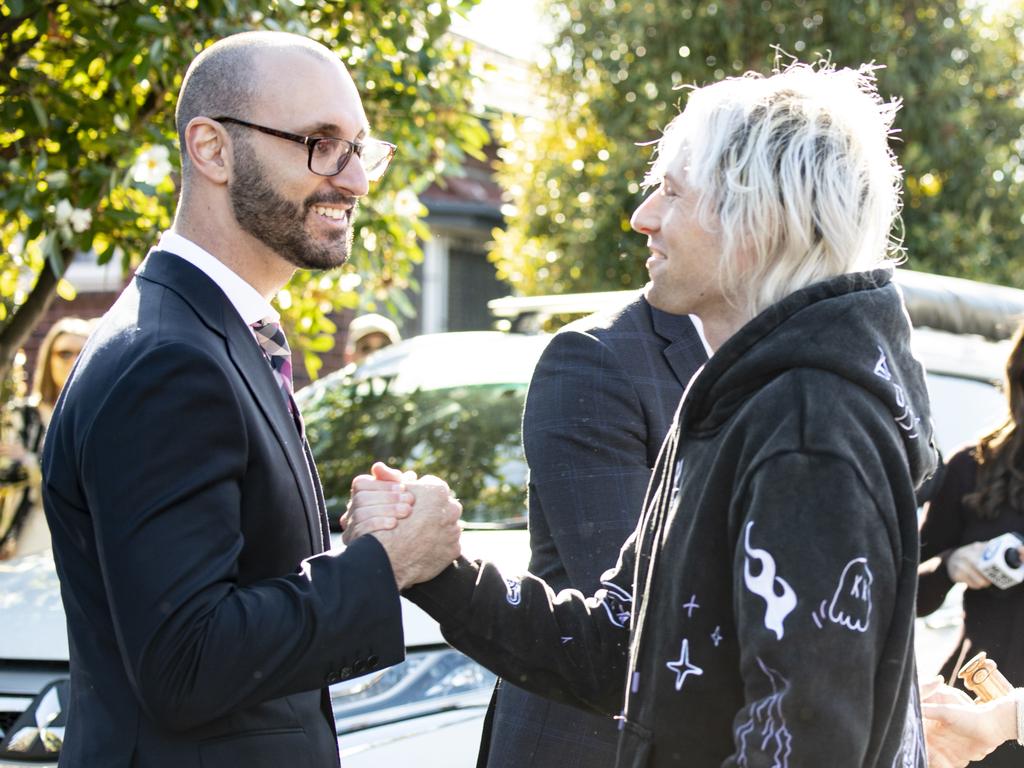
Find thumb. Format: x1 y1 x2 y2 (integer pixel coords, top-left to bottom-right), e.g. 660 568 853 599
919 676 945 702
371 461 406 482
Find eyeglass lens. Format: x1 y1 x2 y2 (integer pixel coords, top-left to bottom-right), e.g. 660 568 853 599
311 139 392 181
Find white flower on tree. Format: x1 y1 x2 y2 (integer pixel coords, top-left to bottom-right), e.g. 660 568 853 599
393 188 422 218
131 144 172 186
53 199 92 238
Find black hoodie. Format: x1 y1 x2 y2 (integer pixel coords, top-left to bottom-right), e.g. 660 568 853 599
408 269 937 767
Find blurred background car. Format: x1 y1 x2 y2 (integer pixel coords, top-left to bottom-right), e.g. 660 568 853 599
1 270 1022 766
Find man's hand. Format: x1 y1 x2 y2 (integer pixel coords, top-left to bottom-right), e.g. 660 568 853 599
341 476 414 544
946 541 993 589
345 462 462 590
921 678 1019 768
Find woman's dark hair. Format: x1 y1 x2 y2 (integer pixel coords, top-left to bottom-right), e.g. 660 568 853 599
965 321 1024 519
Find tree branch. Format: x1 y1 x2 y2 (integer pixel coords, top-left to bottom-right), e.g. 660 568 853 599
0 248 75 384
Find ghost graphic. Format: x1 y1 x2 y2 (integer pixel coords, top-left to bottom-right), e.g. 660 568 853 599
600 581 633 628
827 558 873 633
743 522 797 640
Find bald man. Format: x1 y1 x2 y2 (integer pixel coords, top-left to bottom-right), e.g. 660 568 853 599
42 31 460 767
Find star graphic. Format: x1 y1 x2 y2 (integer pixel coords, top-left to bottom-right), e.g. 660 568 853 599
666 638 703 691
683 594 700 617
710 626 723 647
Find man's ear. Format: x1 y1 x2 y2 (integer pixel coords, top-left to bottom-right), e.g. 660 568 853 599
184 117 231 185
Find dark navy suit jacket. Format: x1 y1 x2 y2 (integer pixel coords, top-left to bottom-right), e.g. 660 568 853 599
483 294 707 768
42 251 405 767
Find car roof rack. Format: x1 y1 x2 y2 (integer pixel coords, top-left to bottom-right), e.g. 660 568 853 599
490 269 1024 340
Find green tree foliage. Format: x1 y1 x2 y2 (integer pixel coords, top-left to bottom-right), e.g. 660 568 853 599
0 0 488 378
492 0 1024 297
301 374 529 525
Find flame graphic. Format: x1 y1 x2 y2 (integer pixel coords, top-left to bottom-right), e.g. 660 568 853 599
743 522 797 640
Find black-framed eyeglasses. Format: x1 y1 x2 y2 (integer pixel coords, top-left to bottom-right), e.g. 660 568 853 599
212 116 396 183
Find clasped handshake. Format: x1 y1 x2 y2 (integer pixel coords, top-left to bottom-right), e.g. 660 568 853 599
341 461 462 590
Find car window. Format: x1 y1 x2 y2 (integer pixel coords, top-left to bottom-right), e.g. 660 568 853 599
303 375 529 529
925 372 1005 456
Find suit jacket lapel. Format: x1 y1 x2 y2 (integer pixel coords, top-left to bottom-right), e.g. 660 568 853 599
648 300 709 388
136 251 325 555
303 439 331 548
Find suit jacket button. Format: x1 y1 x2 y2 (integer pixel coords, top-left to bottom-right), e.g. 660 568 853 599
367 655 379 668
352 659 366 674
340 666 353 678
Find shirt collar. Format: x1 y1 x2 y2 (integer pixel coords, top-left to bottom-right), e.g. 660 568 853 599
152 231 278 326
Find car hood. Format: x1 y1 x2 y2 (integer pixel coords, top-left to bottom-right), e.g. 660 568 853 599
0 529 531 662
0 549 69 661
400 528 529 647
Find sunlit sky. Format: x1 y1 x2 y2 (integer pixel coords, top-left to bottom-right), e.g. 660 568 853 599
451 0 550 61
453 0 1022 63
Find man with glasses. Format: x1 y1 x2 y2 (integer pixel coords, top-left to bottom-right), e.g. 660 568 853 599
42 30 461 768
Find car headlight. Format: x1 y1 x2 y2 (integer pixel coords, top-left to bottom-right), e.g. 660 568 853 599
331 648 495 734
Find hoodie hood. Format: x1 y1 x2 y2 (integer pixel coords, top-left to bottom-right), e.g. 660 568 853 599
680 269 937 489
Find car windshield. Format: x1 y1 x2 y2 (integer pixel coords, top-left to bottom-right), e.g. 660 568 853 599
301 357 535 530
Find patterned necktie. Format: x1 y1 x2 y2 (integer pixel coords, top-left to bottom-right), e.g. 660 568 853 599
251 318 301 430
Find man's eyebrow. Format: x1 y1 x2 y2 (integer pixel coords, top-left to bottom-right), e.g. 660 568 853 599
298 122 370 141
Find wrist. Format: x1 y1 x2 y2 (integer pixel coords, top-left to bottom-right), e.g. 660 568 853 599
942 549 959 581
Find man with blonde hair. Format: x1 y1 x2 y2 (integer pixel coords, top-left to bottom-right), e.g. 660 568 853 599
348 61 937 766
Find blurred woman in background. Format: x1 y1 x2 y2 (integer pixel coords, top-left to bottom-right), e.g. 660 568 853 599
0 317 93 558
918 320 1024 767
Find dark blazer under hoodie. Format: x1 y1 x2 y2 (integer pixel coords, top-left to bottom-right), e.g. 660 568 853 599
485 295 707 768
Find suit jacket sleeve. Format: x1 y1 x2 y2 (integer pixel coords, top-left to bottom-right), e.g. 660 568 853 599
524 328 653 593
405 531 639 717
77 342 404 731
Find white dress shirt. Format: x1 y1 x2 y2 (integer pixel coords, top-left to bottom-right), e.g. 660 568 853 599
152 231 279 327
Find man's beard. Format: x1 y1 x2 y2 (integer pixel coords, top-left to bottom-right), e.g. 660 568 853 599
229 140 357 271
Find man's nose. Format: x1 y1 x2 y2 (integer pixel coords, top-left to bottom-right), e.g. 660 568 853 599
630 193 659 235
331 154 370 197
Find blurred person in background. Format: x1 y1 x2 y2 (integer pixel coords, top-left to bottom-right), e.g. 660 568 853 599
0 316 92 558
917 320 1024 767
344 312 400 365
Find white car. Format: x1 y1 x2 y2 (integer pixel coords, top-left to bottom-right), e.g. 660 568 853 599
0 270 1020 766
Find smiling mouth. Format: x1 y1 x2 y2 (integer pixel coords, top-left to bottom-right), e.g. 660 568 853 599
646 249 667 267
312 205 349 221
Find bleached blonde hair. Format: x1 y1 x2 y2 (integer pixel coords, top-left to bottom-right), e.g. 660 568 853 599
645 62 903 319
